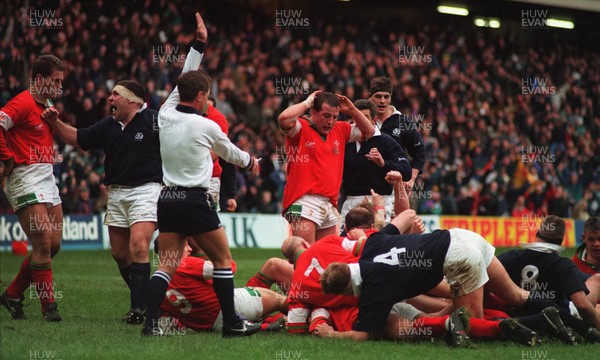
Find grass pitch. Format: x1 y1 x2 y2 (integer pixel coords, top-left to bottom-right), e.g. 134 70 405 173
0 247 595 360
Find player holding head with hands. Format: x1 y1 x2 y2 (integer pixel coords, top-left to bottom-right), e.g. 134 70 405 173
278 91 376 244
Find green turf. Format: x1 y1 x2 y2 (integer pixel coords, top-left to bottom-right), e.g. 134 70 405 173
0 247 594 360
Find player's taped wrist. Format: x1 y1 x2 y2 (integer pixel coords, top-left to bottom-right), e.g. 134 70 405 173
373 205 385 212
303 96 314 109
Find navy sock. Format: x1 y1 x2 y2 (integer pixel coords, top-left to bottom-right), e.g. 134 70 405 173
212 268 238 325
556 307 592 338
119 265 132 290
130 262 150 310
144 271 171 328
523 297 557 313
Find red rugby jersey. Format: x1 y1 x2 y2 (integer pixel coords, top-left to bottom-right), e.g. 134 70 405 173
160 257 237 331
205 104 229 178
0 90 55 164
282 118 353 210
287 235 361 334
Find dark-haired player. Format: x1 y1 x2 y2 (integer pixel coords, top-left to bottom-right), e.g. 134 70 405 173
573 217 600 275
278 91 375 244
499 215 600 340
43 79 161 324
0 54 64 322
341 99 412 222
369 77 425 193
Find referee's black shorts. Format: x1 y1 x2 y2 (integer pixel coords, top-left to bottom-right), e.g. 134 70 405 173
157 186 222 235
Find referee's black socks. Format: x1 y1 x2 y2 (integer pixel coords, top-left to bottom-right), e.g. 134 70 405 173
212 268 239 325
144 271 171 329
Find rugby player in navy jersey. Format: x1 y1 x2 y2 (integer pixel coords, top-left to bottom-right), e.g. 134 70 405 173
319 209 549 341
498 215 600 341
43 78 161 324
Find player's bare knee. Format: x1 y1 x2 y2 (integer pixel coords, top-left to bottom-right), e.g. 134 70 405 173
33 243 52 259
111 250 130 266
50 242 61 257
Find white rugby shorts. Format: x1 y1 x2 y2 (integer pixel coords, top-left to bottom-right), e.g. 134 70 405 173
5 164 61 211
104 182 161 227
212 287 264 332
285 194 341 230
443 228 495 297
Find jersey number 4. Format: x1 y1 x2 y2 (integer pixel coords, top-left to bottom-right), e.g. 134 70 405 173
373 247 406 266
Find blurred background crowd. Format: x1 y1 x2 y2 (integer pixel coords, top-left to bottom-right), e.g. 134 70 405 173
1 0 598 219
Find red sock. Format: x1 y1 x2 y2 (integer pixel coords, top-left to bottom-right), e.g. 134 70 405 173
246 272 274 289
483 308 510 319
413 316 449 338
6 256 32 299
468 318 501 338
30 261 54 307
260 313 285 331
263 312 284 324
484 292 508 311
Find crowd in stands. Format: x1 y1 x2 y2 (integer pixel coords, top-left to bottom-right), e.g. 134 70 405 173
1 0 598 219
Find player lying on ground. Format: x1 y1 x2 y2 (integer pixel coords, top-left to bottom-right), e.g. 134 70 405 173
319 209 565 341
282 193 449 334
312 302 545 347
156 242 287 334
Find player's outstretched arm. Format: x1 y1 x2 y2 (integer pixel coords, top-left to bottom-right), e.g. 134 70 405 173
571 290 600 330
211 125 260 176
160 12 207 117
389 209 416 234
313 323 369 341
337 94 375 139
278 90 321 134
41 107 78 146
386 171 410 215
371 189 386 230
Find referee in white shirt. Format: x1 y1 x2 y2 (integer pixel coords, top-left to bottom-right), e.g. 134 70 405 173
143 13 260 337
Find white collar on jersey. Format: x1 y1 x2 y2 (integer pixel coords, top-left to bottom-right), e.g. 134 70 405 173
520 241 565 254
348 263 363 296
375 106 401 129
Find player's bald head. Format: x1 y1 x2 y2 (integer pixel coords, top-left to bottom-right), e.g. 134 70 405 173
281 236 307 261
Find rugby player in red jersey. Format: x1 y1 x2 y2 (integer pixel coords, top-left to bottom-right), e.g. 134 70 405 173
278 91 375 244
1 55 64 321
